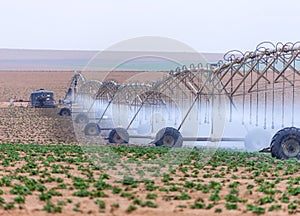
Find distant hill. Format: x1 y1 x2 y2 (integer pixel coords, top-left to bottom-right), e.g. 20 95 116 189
0 49 224 71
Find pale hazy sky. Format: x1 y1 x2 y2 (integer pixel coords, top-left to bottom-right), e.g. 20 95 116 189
0 0 299 53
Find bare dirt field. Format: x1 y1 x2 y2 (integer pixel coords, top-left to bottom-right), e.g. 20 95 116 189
0 70 157 102
0 71 299 216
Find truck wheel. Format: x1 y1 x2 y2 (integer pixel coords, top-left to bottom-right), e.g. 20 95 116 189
271 127 300 159
108 128 129 144
154 127 183 148
84 123 101 136
244 129 271 152
59 107 71 116
75 113 89 124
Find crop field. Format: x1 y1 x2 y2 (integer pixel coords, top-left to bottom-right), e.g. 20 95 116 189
0 71 299 215
0 144 298 215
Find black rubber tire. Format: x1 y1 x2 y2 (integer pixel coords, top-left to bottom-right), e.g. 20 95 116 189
244 129 271 152
59 107 71 116
154 127 183 148
84 123 101 136
108 127 129 144
271 127 300 159
75 113 89 124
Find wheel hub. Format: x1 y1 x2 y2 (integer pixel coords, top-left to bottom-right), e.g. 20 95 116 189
282 139 300 158
114 134 123 143
163 135 175 147
88 127 97 135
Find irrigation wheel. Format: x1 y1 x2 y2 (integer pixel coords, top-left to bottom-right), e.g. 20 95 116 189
154 127 183 148
58 107 71 116
271 127 300 159
75 113 89 124
108 127 129 144
84 123 101 136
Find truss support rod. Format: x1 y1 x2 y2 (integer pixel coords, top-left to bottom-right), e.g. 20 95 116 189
212 62 235 87
274 50 300 82
126 90 157 130
230 55 264 96
277 52 300 77
268 65 294 86
247 57 276 92
214 58 250 91
177 94 199 131
97 96 115 125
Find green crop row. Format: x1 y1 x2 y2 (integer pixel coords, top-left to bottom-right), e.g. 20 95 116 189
0 144 297 214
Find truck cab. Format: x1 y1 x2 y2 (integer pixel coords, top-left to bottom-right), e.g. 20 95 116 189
30 89 56 108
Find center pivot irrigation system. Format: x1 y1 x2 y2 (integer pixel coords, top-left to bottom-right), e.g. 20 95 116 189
59 41 300 160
